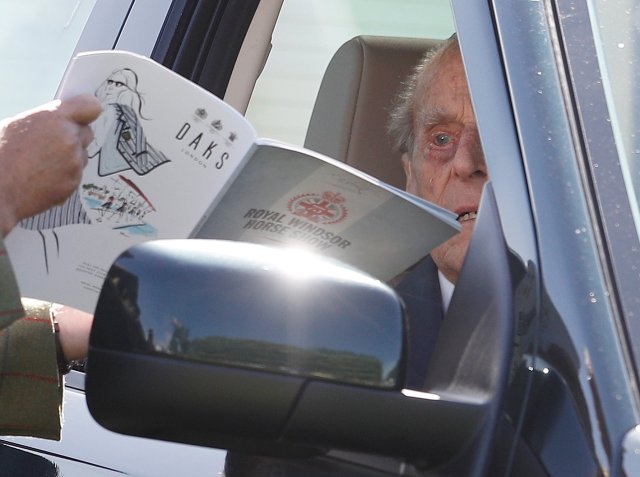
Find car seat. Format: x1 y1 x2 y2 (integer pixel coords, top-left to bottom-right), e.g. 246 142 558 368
303 35 442 189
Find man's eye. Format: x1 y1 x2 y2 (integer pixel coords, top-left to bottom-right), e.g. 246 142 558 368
434 133 451 146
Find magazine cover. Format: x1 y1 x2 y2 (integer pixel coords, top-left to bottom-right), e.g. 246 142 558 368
5 51 257 312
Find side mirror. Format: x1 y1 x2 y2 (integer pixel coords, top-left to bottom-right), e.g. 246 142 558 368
88 241 404 389
86 184 514 470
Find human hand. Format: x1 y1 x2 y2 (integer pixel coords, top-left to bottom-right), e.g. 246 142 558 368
0 95 102 236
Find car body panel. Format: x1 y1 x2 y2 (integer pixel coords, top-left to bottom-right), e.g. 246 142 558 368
2 375 226 476
0 0 639 475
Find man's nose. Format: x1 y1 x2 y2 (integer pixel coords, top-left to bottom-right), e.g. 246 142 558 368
452 128 487 180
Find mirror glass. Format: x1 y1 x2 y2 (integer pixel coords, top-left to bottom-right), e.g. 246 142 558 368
95 240 405 388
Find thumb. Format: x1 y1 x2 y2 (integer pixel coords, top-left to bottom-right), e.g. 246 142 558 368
59 94 103 125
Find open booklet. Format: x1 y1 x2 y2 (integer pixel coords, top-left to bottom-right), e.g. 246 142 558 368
5 50 459 313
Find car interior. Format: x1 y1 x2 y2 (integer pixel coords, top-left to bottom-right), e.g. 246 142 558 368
303 35 441 189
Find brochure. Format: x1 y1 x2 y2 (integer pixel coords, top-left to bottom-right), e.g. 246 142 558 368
5 50 459 313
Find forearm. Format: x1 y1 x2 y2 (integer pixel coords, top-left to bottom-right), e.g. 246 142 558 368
0 235 92 440
0 298 62 440
0 95 102 237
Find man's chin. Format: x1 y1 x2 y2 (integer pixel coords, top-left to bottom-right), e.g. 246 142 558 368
431 234 471 284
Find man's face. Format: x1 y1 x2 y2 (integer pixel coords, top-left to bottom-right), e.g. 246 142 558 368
403 48 487 283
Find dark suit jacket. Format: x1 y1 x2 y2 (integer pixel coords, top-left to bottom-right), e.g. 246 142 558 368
393 256 444 390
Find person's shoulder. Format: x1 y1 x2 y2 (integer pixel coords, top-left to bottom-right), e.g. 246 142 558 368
393 255 439 296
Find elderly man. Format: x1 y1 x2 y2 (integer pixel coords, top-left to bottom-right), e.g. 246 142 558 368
384 33 489 387
389 33 486 286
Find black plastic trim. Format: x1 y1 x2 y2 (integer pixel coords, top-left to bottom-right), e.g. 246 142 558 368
151 0 260 98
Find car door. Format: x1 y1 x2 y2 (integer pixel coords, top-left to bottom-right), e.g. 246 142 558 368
456 0 640 475
4 0 638 476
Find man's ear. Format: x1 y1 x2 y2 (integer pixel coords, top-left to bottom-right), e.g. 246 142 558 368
401 153 414 191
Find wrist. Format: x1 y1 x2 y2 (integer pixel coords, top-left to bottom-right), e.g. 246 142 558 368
53 318 76 375
50 303 93 366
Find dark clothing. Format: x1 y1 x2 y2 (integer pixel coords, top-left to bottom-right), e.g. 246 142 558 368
394 256 444 390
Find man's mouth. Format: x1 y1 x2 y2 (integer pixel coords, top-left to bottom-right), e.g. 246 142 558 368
456 211 478 222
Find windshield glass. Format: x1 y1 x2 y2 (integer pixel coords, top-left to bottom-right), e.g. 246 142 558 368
584 0 640 378
245 0 454 146
587 1 640 232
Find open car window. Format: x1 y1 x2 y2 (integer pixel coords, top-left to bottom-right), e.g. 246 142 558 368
0 0 171 119
0 1 540 475
0 0 98 118
245 0 454 146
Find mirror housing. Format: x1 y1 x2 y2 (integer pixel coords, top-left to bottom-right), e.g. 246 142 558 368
86 240 482 461
88 241 404 389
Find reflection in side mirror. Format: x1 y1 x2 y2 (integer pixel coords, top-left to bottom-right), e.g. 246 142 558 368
86 240 487 465
89 240 404 388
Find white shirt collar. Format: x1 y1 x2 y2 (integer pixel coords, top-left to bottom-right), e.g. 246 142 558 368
438 270 455 313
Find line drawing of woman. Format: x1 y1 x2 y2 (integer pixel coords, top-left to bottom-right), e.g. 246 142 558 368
89 68 169 176
19 67 170 272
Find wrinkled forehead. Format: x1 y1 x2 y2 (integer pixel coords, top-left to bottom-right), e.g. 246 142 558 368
416 50 474 125
424 42 463 84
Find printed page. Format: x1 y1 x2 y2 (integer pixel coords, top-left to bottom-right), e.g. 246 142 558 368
5 50 257 313
197 139 459 281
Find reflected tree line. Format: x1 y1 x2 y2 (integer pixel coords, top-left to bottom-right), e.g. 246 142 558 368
98 259 396 388
166 319 391 387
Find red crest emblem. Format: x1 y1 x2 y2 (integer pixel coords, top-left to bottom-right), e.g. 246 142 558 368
287 191 348 224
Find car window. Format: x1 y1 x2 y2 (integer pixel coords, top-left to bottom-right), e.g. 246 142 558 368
0 0 171 120
244 0 455 146
0 0 97 118
577 0 640 375
0 1 516 475
588 1 640 228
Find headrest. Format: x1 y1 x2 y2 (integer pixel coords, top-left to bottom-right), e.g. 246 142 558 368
304 36 442 189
